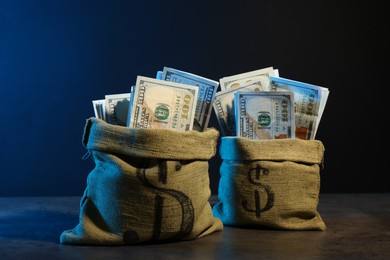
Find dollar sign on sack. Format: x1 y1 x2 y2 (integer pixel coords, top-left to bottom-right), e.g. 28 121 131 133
124 160 194 243
241 163 274 218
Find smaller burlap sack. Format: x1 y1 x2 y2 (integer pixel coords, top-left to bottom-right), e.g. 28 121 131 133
60 117 223 245
213 137 326 231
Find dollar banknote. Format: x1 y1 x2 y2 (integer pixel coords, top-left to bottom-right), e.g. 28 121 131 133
127 76 199 131
92 99 105 120
235 91 295 139
270 76 329 140
219 66 279 91
104 93 131 126
160 67 218 131
316 87 330 137
156 71 163 80
213 81 265 136
126 85 135 126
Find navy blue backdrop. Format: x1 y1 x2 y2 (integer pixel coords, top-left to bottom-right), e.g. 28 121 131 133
1 0 388 196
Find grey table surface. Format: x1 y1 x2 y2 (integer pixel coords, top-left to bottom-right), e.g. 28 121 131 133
1 193 389 259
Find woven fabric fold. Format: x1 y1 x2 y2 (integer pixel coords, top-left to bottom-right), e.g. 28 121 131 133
82 117 219 160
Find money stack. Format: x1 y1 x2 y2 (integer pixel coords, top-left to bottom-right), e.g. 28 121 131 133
91 66 329 138
92 67 219 132
213 66 329 140
91 93 131 126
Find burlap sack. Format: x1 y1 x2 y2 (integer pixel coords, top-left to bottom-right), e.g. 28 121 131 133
60 117 223 245
212 137 326 231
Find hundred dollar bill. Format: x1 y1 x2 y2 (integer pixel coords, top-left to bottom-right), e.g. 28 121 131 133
126 85 135 126
316 87 330 137
219 66 279 91
127 76 198 131
92 99 105 120
270 76 329 140
161 67 218 131
156 70 163 80
105 93 131 126
213 81 264 136
235 91 295 139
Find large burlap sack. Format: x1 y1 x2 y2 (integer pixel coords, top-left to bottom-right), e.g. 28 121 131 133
212 137 326 231
60 117 223 245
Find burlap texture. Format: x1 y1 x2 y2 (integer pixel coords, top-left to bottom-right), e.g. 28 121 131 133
60 117 223 245
213 137 326 231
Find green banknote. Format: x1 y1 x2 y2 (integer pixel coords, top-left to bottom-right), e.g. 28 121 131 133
104 93 131 126
127 76 199 131
156 70 163 80
219 66 279 91
235 91 295 139
270 76 329 140
92 99 105 121
213 82 265 136
161 67 218 131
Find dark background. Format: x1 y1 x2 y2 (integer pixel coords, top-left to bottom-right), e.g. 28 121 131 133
1 0 388 196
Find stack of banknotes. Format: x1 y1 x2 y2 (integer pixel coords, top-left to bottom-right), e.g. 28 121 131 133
92 66 329 140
